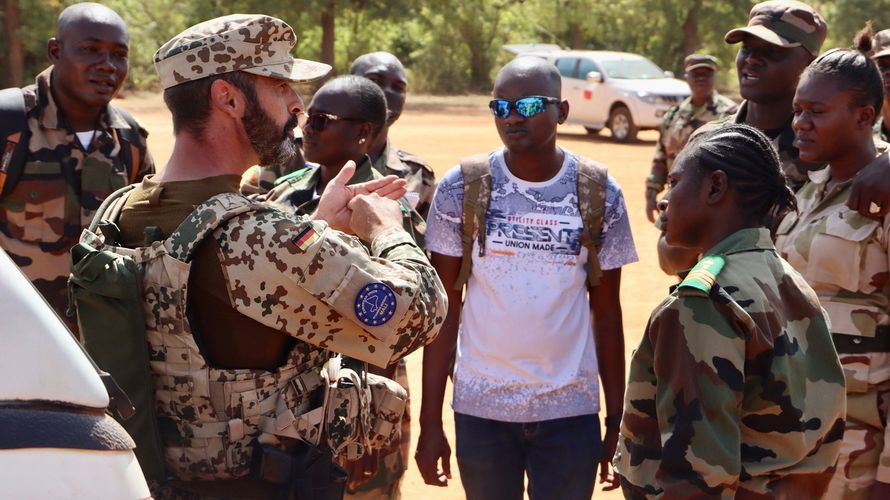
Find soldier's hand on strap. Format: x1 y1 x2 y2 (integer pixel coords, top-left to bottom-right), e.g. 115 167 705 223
849 158 890 217
347 193 404 242
313 160 407 233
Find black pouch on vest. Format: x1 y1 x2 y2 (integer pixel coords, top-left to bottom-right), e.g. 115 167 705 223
251 441 347 500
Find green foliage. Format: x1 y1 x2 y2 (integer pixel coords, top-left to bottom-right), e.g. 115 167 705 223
4 0 890 94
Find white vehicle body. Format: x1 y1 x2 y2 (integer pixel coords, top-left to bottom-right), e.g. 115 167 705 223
0 249 150 499
509 47 691 141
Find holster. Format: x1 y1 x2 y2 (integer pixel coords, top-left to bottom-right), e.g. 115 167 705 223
251 442 347 500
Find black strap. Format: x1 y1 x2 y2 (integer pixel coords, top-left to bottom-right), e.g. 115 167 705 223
0 87 30 199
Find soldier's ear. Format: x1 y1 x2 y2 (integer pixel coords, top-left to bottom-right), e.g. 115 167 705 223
705 169 729 205
210 79 245 119
857 105 876 131
47 38 61 63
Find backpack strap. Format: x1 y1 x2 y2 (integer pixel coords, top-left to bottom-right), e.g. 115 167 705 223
454 154 492 291
576 157 608 288
165 192 262 262
111 106 147 185
87 184 137 234
0 87 30 199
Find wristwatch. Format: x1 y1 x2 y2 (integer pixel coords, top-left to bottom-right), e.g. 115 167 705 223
604 414 622 429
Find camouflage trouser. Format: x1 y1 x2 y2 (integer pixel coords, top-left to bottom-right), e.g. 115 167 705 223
345 359 410 500
824 355 890 500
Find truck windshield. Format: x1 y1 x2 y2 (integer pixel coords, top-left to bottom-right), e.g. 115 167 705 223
599 58 665 79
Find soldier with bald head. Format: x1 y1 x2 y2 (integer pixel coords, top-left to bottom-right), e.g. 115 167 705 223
0 2 154 335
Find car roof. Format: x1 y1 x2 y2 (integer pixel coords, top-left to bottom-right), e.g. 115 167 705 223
521 50 652 61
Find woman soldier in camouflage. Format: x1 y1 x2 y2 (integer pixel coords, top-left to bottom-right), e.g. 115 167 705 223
613 124 846 497
776 24 890 499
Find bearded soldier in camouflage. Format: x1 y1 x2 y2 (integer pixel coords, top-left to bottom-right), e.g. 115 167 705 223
644 54 736 223
0 3 153 334
108 14 446 498
615 125 845 498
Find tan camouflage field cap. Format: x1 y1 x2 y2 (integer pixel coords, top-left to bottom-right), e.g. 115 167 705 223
154 14 331 90
873 29 890 60
724 1 827 56
684 54 718 72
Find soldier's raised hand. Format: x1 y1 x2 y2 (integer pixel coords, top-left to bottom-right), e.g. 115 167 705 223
347 193 404 242
313 160 407 233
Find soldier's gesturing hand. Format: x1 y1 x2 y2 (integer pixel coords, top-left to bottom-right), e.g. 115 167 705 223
348 193 404 242
313 160 407 232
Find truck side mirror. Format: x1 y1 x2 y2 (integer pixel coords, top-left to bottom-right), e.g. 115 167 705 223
586 71 604 83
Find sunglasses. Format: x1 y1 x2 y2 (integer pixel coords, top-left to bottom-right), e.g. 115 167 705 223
488 96 560 119
301 112 363 131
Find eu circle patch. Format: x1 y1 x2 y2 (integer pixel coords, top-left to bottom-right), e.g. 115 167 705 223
355 282 397 326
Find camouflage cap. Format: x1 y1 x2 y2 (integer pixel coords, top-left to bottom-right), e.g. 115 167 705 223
724 1 827 56
873 29 890 60
684 54 718 72
154 14 331 90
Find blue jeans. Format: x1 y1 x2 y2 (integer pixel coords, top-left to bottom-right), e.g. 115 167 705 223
455 412 602 500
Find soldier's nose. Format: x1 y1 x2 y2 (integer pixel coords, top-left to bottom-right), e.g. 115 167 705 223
657 198 668 212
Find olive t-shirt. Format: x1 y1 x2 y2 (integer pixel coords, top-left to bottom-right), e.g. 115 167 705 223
117 174 296 370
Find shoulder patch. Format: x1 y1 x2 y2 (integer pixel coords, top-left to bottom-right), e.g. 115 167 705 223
355 282 397 326
678 255 725 295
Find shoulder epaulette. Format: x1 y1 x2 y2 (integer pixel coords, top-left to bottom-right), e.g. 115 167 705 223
396 149 433 174
273 165 314 186
677 255 725 296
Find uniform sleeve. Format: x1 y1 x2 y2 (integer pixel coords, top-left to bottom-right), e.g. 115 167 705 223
423 165 464 257
650 294 744 497
651 109 674 166
598 177 638 270
216 211 446 367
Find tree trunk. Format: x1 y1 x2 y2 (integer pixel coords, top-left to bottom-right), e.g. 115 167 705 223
321 1 335 68
4 0 24 87
570 23 583 49
681 0 702 56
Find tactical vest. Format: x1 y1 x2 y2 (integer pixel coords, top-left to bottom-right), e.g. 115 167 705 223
455 153 608 290
74 186 408 483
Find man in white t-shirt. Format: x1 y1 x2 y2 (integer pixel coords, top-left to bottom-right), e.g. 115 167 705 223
415 57 638 499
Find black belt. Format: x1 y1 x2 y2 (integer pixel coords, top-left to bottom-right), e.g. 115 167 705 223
833 326 890 354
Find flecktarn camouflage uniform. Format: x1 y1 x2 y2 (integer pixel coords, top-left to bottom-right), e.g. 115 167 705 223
776 152 890 498
614 228 846 498
264 157 425 499
652 93 737 174
0 67 153 333
79 191 445 483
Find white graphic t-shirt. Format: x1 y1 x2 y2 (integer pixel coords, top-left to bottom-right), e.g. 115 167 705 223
425 147 638 422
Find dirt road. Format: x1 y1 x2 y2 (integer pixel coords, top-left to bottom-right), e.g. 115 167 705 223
120 93 674 499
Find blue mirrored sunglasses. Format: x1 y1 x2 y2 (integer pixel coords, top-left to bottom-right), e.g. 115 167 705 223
488 96 560 119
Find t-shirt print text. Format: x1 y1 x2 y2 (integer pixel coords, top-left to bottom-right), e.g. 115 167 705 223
485 210 582 257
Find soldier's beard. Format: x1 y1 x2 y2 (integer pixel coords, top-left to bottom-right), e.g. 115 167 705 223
242 103 299 166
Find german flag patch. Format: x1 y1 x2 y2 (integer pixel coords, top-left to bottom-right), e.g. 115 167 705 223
292 226 320 251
